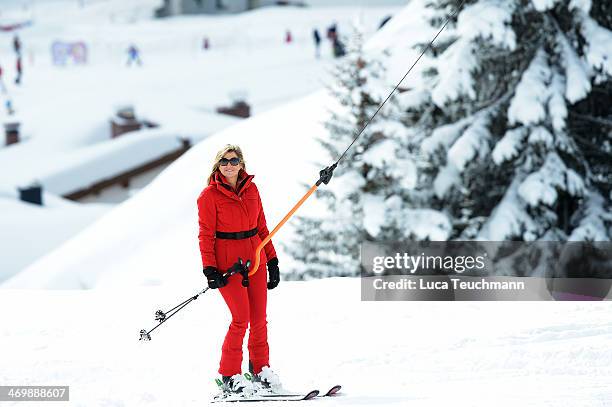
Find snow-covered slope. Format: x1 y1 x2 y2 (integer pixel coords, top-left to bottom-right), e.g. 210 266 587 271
0 1 399 283
3 91 331 289
0 190 110 282
1 279 611 406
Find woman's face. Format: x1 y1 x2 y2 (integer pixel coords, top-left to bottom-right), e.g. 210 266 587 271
218 151 242 181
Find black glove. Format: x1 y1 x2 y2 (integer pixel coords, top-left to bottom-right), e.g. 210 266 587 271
266 257 280 290
203 266 227 289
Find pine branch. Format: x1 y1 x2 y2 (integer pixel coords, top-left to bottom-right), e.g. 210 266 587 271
569 112 612 128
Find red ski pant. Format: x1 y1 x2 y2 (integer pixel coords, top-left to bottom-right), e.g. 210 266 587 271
218 263 269 376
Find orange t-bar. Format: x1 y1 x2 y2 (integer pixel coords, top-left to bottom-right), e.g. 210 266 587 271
248 164 337 276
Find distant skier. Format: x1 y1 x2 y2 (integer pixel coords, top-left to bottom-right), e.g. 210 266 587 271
326 23 345 57
197 144 282 398
285 30 292 44
5 99 14 115
326 23 337 41
13 35 22 56
203 36 210 50
333 37 345 58
313 28 321 58
15 57 23 85
126 44 142 66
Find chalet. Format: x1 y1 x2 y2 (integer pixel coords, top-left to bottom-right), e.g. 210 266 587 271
155 0 279 17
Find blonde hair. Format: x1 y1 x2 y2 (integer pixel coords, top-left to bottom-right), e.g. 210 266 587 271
207 144 246 185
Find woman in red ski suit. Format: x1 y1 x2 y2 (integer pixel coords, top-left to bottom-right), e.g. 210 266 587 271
197 144 280 387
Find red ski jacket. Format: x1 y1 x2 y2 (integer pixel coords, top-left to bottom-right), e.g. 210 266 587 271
197 168 277 272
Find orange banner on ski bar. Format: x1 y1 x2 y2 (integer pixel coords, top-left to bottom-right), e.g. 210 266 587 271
249 183 319 276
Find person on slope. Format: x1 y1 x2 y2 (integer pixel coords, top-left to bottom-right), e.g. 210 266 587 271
313 28 321 58
126 44 142 66
15 57 22 85
13 35 22 57
197 144 282 397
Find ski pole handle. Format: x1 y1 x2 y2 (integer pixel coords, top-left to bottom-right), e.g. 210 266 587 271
225 258 251 287
241 260 251 287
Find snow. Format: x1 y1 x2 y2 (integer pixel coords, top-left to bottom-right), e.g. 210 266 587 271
569 0 592 13
557 32 591 103
433 162 460 199
492 127 527 165
518 152 566 207
477 177 536 240
548 70 568 133
527 125 554 148
422 113 491 198
331 168 367 202
368 117 406 140
361 119 415 192
421 118 470 156
389 155 417 190
1 279 610 406
581 15 612 77
396 88 429 109
457 0 517 50
569 191 612 241
507 48 551 126
531 0 560 12
384 195 452 240
566 168 586 197
0 192 110 282
362 192 385 236
447 114 491 172
361 137 396 167
431 38 478 107
518 151 585 208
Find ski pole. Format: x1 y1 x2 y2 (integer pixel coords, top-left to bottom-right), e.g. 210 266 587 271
139 288 209 341
139 258 251 341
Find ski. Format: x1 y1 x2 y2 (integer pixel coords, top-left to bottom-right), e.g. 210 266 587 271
211 389 319 403
321 385 341 397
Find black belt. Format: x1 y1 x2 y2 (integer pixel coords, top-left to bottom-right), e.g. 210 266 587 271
216 228 258 240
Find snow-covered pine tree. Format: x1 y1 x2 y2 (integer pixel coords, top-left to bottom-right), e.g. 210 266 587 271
284 23 407 279
395 0 612 246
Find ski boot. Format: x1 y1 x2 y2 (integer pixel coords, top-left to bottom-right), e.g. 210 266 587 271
215 373 255 398
249 361 284 395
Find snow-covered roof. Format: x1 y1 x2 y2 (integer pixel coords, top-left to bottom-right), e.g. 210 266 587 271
0 113 239 196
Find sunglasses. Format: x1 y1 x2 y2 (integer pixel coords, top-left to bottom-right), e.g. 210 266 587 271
219 157 241 166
